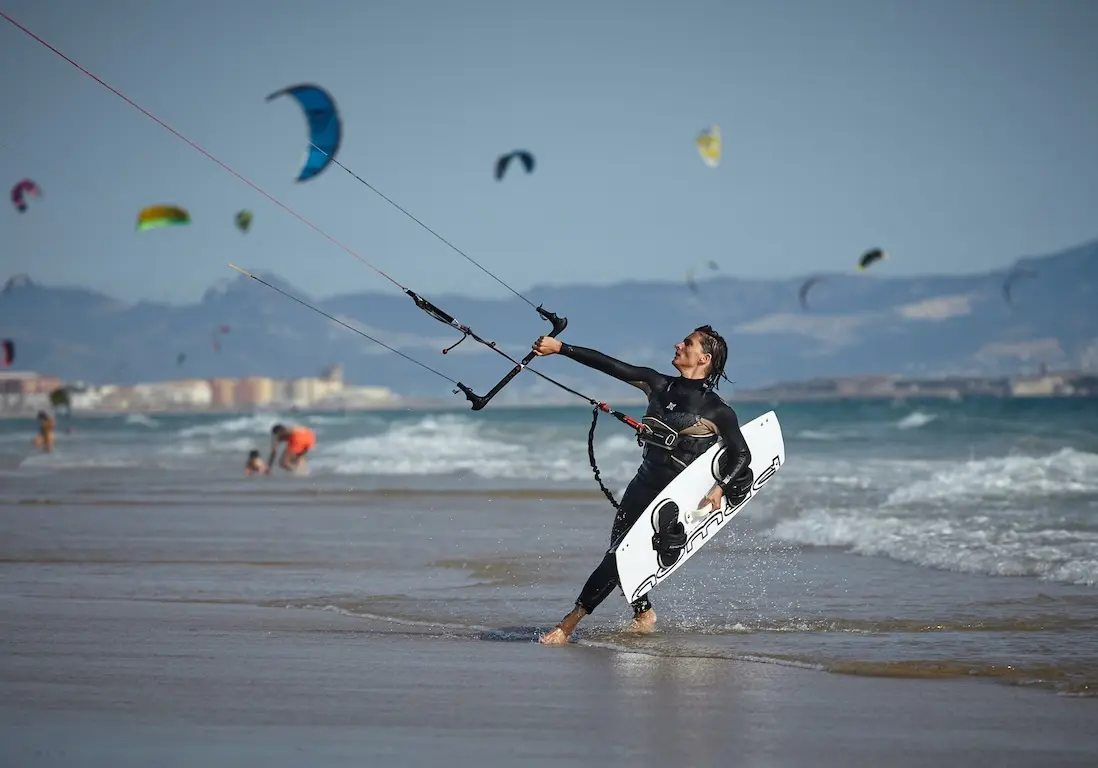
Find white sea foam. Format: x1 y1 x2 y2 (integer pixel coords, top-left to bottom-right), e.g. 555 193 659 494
771 509 1098 586
884 448 1098 504
309 414 641 482
177 413 294 439
795 429 842 441
769 449 1098 586
895 410 937 430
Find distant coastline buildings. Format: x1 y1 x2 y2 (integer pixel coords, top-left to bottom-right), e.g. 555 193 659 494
2 364 1097 417
0 364 396 416
727 368 1098 402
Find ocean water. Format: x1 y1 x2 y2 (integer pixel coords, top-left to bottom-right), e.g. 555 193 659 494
2 396 1097 695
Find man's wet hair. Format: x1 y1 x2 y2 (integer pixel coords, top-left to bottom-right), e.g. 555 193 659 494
693 325 730 390
271 423 286 435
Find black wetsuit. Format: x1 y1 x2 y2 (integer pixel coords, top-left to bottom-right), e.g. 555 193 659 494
559 343 753 617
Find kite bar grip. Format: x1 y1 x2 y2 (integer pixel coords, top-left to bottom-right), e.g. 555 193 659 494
460 306 569 411
406 290 458 326
535 305 568 338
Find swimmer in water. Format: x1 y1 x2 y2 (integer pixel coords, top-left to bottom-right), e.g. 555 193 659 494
244 449 267 476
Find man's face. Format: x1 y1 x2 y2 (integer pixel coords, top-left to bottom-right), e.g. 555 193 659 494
672 331 710 372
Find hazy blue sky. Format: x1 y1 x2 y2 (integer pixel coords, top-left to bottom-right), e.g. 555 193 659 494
2 0 1096 305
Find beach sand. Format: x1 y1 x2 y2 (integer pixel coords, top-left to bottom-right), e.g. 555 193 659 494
2 596 1097 767
1 481 1096 767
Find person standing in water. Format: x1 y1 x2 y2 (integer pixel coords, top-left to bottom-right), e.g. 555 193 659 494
32 411 55 453
266 423 316 474
530 325 753 645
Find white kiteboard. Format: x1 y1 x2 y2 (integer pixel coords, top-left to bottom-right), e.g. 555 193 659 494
612 410 785 604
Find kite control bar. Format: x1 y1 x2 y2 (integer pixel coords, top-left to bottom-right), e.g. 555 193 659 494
405 290 568 411
458 306 568 411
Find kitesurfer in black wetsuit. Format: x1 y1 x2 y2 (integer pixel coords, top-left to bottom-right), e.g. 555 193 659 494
531 325 753 645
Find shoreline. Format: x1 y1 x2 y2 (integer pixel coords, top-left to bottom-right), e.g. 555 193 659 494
3 390 1097 420
2 595 1095 767
5 368 1097 420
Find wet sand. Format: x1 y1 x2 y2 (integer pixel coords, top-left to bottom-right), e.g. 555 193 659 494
2 466 1097 766
1 594 1096 767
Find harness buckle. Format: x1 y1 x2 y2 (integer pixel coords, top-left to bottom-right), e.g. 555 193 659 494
636 417 678 450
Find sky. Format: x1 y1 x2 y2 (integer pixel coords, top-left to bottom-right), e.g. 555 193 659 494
2 0 1097 305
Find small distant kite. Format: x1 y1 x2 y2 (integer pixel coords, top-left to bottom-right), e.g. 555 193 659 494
686 259 720 296
266 83 342 182
798 276 826 310
1002 267 1037 307
137 205 191 231
495 150 535 181
695 125 721 168
1 339 12 367
799 248 888 309
235 210 253 233
858 248 887 271
10 179 41 213
176 352 187 366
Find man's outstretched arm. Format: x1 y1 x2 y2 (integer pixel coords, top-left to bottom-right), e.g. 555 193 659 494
533 336 665 394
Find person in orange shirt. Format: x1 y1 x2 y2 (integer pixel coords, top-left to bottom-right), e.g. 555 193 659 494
266 423 316 474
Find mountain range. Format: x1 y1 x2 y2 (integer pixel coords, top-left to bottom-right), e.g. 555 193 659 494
2 238 1096 404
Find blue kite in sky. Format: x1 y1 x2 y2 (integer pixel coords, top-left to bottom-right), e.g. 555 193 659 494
266 83 342 182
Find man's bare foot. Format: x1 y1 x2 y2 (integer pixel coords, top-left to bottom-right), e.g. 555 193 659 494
538 627 570 645
538 605 587 645
627 608 657 633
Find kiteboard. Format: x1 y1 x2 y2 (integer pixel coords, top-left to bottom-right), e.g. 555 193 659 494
612 410 785 604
